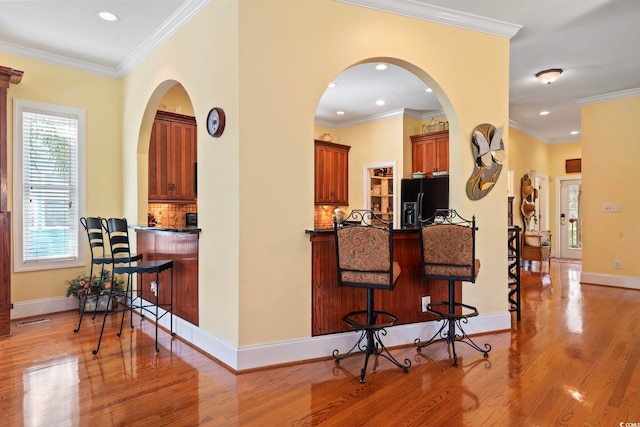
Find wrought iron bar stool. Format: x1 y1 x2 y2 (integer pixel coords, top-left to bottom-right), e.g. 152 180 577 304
414 209 491 366
333 209 411 383
75 217 141 333
93 218 174 354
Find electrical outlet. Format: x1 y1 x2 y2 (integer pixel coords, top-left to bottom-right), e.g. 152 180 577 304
613 260 621 269
421 296 431 312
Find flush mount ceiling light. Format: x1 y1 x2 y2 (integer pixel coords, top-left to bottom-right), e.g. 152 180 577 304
98 11 119 22
375 64 388 71
535 68 563 84
375 99 386 106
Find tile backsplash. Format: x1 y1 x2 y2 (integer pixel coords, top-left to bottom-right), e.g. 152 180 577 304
148 203 197 227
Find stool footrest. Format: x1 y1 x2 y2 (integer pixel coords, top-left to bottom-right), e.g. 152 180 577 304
427 301 479 320
341 309 397 331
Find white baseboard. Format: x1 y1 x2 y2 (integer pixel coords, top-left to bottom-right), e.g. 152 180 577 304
11 296 512 371
11 296 78 319
580 271 640 290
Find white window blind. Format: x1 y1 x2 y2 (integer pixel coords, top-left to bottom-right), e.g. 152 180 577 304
13 99 86 271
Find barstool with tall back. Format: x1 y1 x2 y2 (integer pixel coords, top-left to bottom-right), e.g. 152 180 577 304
93 218 174 355
415 209 491 366
75 217 116 333
333 209 411 383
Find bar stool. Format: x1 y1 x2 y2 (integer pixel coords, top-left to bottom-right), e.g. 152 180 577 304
75 217 141 333
333 209 411 383
93 218 174 354
415 209 491 366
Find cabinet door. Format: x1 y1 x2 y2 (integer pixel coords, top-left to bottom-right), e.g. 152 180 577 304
149 113 197 202
169 121 197 201
435 136 449 173
412 139 437 174
410 130 449 175
149 119 172 200
314 141 350 205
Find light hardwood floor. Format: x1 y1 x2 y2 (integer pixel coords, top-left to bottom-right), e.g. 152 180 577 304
1 260 639 426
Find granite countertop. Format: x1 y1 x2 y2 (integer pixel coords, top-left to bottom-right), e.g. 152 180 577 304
130 225 201 233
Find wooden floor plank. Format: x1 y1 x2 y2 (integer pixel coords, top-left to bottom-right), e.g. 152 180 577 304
1 260 640 425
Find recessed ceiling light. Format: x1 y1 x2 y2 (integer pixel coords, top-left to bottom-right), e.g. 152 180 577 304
336 111 345 115
376 99 386 106
328 82 336 88
375 64 388 71
425 87 432 93
539 111 550 116
99 11 119 22
570 131 579 135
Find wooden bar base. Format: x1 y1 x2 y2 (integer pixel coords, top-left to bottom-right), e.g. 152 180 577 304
309 229 460 336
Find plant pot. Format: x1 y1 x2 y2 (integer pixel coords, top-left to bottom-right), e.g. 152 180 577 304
79 294 120 312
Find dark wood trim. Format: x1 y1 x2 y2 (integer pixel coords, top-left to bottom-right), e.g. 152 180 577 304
0 66 24 212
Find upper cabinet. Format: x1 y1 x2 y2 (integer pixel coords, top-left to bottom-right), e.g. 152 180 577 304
314 140 350 205
149 111 197 202
410 130 449 176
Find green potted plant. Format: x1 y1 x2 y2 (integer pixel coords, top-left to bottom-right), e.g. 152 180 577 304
66 270 125 311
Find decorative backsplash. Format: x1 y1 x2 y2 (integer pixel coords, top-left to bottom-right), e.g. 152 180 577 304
314 205 344 230
148 203 197 227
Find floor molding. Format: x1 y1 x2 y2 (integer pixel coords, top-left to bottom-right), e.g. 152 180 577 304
581 271 640 291
12 296 511 371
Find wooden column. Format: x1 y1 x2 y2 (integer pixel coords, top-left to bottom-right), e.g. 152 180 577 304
0 65 24 336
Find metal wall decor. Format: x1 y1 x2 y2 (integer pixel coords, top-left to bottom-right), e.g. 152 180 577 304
466 123 505 200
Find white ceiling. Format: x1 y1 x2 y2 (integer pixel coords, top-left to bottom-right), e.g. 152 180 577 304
1 0 639 144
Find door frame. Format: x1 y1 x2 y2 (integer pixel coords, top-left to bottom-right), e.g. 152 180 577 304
555 174 582 259
363 161 398 229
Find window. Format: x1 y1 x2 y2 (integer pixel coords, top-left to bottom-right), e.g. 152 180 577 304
13 99 86 271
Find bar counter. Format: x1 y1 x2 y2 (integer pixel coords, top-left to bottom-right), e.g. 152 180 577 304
307 228 460 336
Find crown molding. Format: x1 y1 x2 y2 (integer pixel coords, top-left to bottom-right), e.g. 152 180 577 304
576 87 640 106
315 108 444 128
116 0 211 78
0 0 210 79
0 40 119 78
336 0 522 38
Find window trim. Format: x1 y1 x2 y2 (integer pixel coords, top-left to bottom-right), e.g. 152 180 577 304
12 98 86 272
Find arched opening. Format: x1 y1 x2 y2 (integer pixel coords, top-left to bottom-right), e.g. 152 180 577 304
312 58 457 229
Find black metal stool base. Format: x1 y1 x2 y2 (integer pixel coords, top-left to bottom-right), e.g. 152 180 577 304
415 302 491 367
333 309 411 383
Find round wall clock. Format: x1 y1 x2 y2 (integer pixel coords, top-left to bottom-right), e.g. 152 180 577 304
206 107 226 137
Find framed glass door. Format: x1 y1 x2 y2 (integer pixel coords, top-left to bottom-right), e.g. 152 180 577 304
559 178 582 259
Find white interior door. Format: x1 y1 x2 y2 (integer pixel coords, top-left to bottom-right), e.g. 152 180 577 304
559 178 582 259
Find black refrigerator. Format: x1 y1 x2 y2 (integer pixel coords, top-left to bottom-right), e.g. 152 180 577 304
400 176 449 228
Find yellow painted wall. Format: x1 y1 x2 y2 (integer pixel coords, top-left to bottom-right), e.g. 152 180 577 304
1 53 122 303
582 95 640 276
3 0 511 348
119 0 511 345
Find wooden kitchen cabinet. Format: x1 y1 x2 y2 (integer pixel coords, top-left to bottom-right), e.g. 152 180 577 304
149 111 197 202
314 140 350 205
410 130 449 175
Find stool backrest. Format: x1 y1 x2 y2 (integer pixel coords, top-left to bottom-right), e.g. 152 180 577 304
334 210 399 290
420 209 479 282
80 216 106 262
103 218 134 264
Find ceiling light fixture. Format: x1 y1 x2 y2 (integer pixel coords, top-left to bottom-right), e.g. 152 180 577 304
327 82 336 88
376 99 386 106
375 64 388 71
539 111 550 116
535 68 563 84
336 111 345 115
98 11 119 22
425 87 432 93
570 131 579 135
